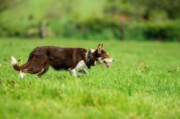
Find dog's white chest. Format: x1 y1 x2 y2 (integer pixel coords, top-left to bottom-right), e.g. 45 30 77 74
75 60 86 71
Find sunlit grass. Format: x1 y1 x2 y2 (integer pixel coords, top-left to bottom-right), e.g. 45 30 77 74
0 38 180 119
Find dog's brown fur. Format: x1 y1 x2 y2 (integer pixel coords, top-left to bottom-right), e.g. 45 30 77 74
12 44 114 78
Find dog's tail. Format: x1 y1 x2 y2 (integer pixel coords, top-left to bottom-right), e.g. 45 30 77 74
11 56 21 71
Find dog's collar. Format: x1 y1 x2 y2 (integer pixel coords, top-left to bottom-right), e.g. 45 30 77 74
87 50 91 69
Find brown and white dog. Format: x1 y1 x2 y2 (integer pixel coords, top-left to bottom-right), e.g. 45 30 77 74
11 44 114 78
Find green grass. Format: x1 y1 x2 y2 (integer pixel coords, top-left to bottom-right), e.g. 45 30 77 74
0 38 180 119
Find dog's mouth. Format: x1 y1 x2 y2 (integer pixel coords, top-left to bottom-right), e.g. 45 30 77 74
102 61 110 68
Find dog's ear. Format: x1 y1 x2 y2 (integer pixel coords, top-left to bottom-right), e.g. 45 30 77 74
97 44 101 48
101 44 104 49
97 44 103 49
97 44 102 53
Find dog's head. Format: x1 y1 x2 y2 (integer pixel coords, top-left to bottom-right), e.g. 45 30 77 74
94 44 114 68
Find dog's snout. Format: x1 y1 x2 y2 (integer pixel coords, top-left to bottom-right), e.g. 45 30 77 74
104 58 114 63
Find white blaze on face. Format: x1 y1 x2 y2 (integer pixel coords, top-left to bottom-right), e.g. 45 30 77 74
97 57 114 68
104 58 114 63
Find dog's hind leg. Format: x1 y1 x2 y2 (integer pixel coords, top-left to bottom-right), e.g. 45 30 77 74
37 67 49 78
19 60 46 78
17 63 30 79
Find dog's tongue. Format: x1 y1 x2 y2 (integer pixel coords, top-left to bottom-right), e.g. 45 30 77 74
103 61 110 68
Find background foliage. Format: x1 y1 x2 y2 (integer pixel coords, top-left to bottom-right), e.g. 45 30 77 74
0 0 180 40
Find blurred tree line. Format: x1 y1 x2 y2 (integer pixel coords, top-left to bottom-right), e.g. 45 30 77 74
0 0 180 41
0 0 19 12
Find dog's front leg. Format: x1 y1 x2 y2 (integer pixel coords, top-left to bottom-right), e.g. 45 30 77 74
70 69 77 77
79 69 89 75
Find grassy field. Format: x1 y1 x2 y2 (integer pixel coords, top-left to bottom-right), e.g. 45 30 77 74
0 38 180 119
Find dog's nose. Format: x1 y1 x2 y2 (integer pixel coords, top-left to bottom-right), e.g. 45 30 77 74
112 59 115 62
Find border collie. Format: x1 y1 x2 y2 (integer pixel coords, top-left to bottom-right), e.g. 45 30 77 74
11 44 114 78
